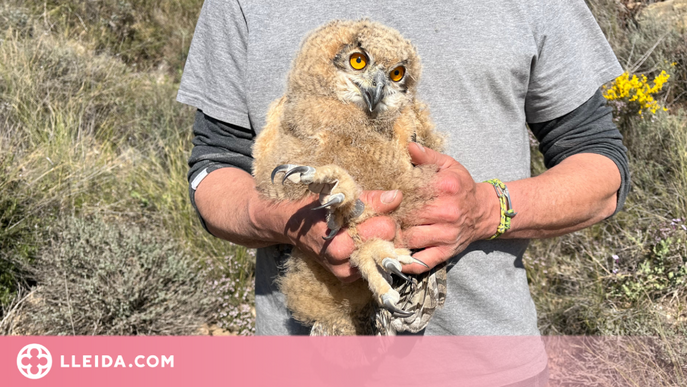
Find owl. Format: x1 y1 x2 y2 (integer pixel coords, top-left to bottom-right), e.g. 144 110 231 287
252 19 447 335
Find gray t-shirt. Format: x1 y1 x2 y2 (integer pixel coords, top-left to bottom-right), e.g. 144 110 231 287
178 0 622 380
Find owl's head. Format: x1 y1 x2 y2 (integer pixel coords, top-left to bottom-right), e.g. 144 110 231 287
287 20 422 118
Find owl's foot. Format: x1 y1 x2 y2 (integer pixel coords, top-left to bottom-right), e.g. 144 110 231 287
380 255 429 317
351 240 428 317
271 164 364 239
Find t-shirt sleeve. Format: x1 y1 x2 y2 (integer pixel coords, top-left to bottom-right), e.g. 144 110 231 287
525 0 623 124
176 0 251 128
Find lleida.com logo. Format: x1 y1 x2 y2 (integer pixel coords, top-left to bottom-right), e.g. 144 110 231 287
17 343 174 379
17 344 52 379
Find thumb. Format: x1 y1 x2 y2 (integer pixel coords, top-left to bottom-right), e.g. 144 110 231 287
359 189 403 214
409 142 456 170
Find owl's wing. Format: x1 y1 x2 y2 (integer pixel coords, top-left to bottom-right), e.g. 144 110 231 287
252 97 286 186
412 100 445 153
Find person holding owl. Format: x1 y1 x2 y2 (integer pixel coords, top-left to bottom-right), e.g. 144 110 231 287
177 0 630 384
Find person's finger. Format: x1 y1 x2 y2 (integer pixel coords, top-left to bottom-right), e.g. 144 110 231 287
328 263 361 283
408 142 456 169
359 189 403 214
319 231 356 265
402 245 454 275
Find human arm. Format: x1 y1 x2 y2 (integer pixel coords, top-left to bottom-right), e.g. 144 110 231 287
195 167 405 281
401 90 630 274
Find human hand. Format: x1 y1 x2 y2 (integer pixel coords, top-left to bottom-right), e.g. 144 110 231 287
284 189 403 283
400 143 499 274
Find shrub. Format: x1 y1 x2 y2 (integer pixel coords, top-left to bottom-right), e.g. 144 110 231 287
17 216 218 335
200 250 256 336
0 154 37 309
588 0 687 107
603 70 670 117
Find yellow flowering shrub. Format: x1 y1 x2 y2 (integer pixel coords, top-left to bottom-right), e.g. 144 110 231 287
603 70 670 116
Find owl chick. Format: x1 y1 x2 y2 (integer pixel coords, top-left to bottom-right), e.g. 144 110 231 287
253 20 446 335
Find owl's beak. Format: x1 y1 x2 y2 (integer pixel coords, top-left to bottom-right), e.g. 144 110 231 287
357 70 386 112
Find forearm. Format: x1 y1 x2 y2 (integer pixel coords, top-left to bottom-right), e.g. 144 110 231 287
496 90 628 239
193 167 298 247
495 152 621 239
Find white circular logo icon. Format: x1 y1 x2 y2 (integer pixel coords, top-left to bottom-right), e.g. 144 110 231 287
17 344 52 380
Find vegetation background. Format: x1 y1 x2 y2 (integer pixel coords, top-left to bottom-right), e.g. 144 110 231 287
0 0 685 383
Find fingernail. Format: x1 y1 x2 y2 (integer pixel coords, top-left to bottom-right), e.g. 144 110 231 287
381 190 399 204
415 143 425 152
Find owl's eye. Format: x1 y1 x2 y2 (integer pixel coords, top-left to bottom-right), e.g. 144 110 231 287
390 66 405 82
349 53 368 70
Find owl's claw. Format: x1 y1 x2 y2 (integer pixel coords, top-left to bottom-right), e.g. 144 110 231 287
271 164 296 183
281 165 316 184
271 164 316 184
382 258 410 282
322 227 340 241
381 292 413 318
378 253 429 316
412 257 430 268
397 254 429 269
270 164 359 241
312 193 345 211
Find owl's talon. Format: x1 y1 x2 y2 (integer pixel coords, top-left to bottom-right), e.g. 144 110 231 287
382 258 410 282
270 164 297 183
381 293 413 318
312 193 345 210
322 227 340 240
281 165 316 184
398 254 430 269
411 257 430 268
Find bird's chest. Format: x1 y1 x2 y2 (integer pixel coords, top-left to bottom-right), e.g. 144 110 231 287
310 134 413 191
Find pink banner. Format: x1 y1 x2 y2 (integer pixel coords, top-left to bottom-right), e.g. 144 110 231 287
1 336 682 386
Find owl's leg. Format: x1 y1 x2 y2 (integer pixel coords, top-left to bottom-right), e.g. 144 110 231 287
350 239 427 317
271 164 364 239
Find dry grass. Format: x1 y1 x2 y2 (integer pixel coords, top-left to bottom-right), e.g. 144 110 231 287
0 0 254 334
546 336 687 386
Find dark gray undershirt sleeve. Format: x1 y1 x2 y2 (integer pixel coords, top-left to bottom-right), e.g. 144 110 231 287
528 89 630 217
187 109 255 232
